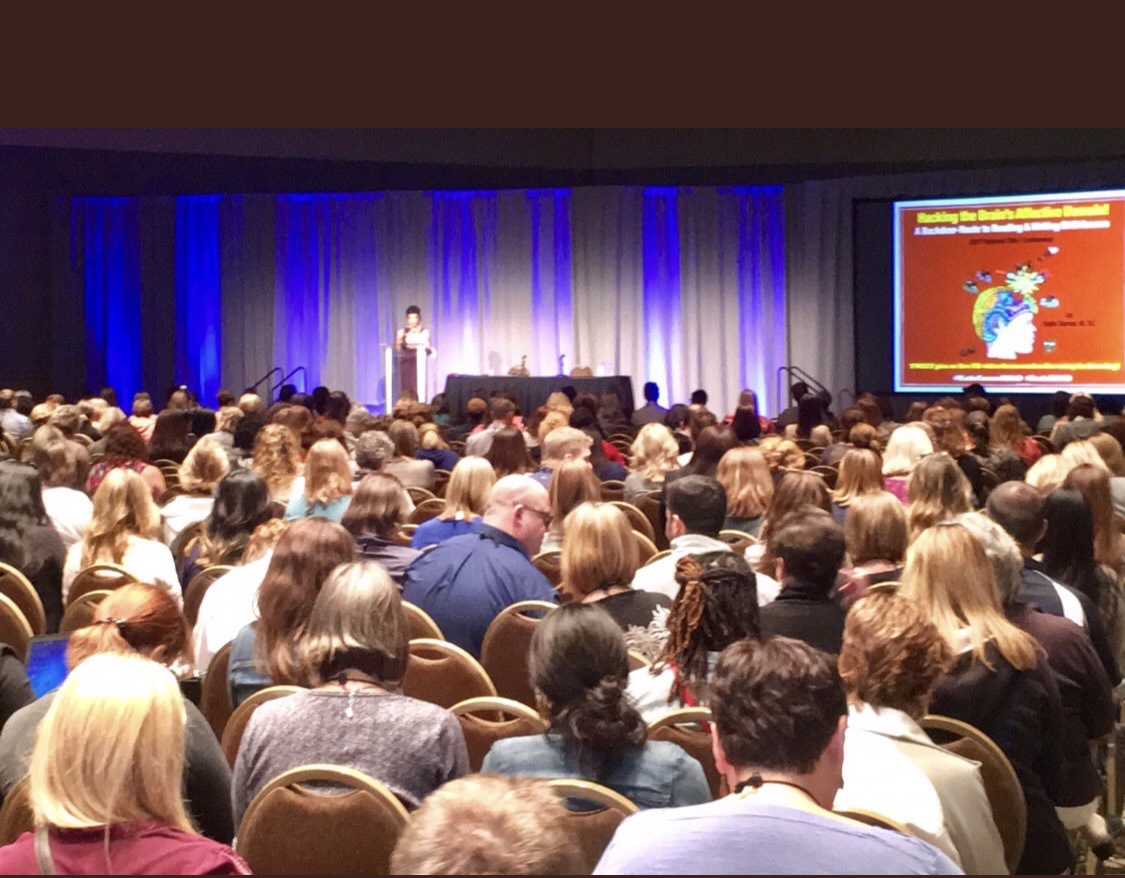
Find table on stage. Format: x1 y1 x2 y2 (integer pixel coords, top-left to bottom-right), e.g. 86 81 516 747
442 375 635 422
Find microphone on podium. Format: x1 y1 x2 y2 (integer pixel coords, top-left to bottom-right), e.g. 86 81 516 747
558 354 566 376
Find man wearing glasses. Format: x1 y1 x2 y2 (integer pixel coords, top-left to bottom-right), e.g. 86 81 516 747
402 474 559 657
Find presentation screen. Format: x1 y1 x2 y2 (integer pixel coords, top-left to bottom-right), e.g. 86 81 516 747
894 189 1125 393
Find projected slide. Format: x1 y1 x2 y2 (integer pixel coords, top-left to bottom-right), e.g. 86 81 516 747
894 190 1125 393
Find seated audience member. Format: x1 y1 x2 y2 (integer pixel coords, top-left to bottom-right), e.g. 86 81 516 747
161 438 230 544
632 381 669 428
624 423 681 503
560 503 669 648
227 518 355 705
410 457 495 550
149 408 193 465
417 423 459 472
1025 451 1071 494
200 404 243 463
465 397 518 458
485 425 535 478
573 415 627 481
192 519 288 674
285 438 354 522
352 428 394 481
483 603 709 808
665 425 739 487
341 472 420 584
828 448 883 524
834 491 908 609
923 406 982 502
880 424 933 504
0 654 247 875
0 462 66 632
818 406 865 466
0 641 32 733
957 511 1120 860
748 469 831 586
127 393 156 443
759 436 805 475
34 438 93 550
401 475 558 657
899 522 1070 874
0 584 234 843
990 403 1042 467
531 426 592 488
448 396 488 441
906 452 972 543
384 420 436 490
758 507 847 655
631 476 736 601
390 775 585 875
715 446 773 536
232 561 468 824
541 458 601 553
987 481 1121 683
1051 392 1101 449
86 423 166 500
62 469 180 606
598 392 632 439
836 592 1006 873
1064 462 1125 575
629 554 759 721
177 469 273 586
595 637 960 875
271 403 314 452
665 404 694 455
0 389 32 441
1088 431 1125 518
238 392 264 417
1038 389 1071 434
250 423 303 505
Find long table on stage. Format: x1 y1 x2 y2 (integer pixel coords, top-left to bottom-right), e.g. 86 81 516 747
442 375 635 421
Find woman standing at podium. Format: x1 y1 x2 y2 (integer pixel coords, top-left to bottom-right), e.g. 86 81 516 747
395 305 432 400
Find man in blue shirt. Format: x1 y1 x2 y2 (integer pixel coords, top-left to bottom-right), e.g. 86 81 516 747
594 637 962 875
401 474 558 656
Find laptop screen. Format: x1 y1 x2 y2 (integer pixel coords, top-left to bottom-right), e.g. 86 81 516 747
25 634 72 698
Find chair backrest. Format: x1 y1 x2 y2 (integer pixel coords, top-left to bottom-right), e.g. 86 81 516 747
648 707 722 799
433 469 452 498
979 466 999 503
450 696 549 772
405 485 437 504
66 563 138 606
717 529 758 554
547 778 639 871
169 519 205 568
634 492 669 551
479 601 556 707
408 497 447 525
630 530 659 565
402 600 444 641
921 713 1026 873
608 501 655 543
0 775 33 845
236 764 409 876
810 465 839 490
599 480 626 502
627 649 650 671
221 685 304 767
156 462 181 487
0 562 46 636
0 594 33 662
201 641 235 740
531 550 562 588
183 565 236 627
58 589 113 634
834 807 913 834
402 638 497 710
643 548 673 567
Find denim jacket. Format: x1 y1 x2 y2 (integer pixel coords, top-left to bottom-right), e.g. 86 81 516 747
481 733 710 809
227 624 271 707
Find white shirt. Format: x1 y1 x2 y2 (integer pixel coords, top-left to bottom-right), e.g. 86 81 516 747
631 534 736 601
62 535 182 607
41 487 93 549
192 552 273 674
160 495 215 545
837 703 1006 875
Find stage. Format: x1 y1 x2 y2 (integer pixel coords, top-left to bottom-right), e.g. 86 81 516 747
442 375 635 421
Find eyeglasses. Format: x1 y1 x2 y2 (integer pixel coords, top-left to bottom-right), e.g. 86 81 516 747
516 503 553 527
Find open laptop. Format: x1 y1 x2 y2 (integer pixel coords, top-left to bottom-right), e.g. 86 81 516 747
25 633 71 698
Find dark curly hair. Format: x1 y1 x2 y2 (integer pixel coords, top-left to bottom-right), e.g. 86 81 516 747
528 603 646 782
103 423 149 462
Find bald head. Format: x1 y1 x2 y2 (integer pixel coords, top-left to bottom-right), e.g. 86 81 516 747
986 481 1046 550
484 475 552 555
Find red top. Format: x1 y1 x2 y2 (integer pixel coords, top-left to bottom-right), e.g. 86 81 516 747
0 821 251 875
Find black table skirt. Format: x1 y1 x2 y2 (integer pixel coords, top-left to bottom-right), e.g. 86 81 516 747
442 375 635 422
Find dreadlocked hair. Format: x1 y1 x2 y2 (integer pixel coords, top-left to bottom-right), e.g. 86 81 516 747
655 553 760 705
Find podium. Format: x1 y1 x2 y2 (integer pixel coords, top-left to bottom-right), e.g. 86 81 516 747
384 344 430 411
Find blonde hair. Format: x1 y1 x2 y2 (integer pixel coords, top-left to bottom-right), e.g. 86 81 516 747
1089 432 1125 477
882 424 933 476
989 404 1028 450
1061 439 1111 474
1025 453 1071 493
303 438 354 506
540 427 592 467
716 446 774 519
544 392 574 417
215 406 243 434
844 491 908 565
537 413 574 447
252 424 302 496
419 423 447 451
30 653 191 833
299 561 409 687
906 453 972 543
762 439 804 472
628 423 680 482
441 457 496 521
176 437 229 493
96 407 126 435
560 502 640 600
809 424 832 448
81 468 162 568
899 523 1038 671
832 448 884 506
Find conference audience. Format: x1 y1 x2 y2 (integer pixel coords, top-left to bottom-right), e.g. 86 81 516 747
540 458 601 553
410 456 494 550
284 437 354 522
632 381 668 428
226 517 355 705
341 472 419 583
664 424 738 486
464 397 518 458
416 422 459 472
714 446 773 536
384 420 436 490
62 468 180 606
836 592 1006 873
905 451 972 543
828 447 883 524
0 461 66 632
177 468 273 586
624 422 681 503
85 422 166 500
880 423 933 503
990 402 1042 467
834 491 908 608
401 475 558 657
149 408 194 465
1064 463 1125 574
749 469 831 581
160 437 230 544
530 425 592 488
596 637 959 874
34 438 92 550
250 423 303 505
232 561 468 824
484 425 535 478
